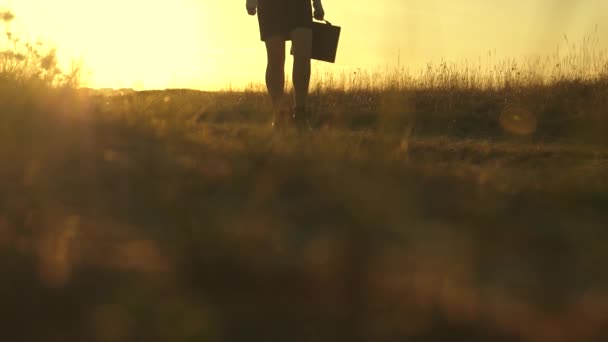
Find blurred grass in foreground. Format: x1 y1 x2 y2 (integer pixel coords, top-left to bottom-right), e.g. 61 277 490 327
1 11 608 342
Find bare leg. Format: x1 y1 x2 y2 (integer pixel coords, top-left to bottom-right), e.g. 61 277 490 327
264 36 286 124
290 28 313 112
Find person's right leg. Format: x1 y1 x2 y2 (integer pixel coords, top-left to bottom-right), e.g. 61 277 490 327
264 36 286 126
290 27 313 123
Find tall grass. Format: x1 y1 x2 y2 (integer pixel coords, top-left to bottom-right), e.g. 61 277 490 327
1 11 88 194
1 12 80 89
309 31 608 92
302 32 608 143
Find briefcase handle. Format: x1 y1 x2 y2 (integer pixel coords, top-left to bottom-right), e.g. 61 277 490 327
315 19 334 26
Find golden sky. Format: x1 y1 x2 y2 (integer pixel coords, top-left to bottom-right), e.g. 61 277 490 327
2 0 607 90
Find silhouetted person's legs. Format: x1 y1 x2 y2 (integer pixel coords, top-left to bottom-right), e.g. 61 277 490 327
265 35 286 125
290 27 313 119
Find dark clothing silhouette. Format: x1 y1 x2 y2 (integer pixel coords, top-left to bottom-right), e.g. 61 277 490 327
257 0 313 41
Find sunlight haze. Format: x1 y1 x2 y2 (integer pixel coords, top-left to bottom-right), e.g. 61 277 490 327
2 0 607 90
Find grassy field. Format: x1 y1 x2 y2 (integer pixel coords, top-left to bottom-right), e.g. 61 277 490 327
2 13 608 342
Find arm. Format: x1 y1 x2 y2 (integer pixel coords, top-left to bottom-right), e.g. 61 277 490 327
246 0 257 15
313 0 325 20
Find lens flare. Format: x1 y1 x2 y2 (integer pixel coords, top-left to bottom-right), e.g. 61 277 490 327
499 105 538 135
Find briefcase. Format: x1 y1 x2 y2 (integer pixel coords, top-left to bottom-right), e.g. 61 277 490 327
291 20 341 63
311 20 341 63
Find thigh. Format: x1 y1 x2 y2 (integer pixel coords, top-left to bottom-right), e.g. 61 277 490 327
290 28 312 58
265 36 286 63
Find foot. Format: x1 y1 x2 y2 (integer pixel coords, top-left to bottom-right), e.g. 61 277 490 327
272 109 289 130
292 106 313 131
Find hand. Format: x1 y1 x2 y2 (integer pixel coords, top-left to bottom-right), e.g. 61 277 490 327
313 8 325 21
247 6 256 16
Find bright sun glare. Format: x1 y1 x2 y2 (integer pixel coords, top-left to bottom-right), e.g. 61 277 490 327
4 0 213 89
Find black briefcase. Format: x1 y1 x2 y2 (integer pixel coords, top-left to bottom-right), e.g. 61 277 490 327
311 20 341 63
291 20 341 63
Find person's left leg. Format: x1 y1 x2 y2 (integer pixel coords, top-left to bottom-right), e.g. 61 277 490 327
290 27 313 124
264 35 287 127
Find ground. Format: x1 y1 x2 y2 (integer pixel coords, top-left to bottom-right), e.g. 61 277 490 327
1 86 607 341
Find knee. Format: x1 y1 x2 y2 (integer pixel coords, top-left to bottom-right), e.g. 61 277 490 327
292 46 311 63
265 50 284 71
267 51 285 70
293 53 311 65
